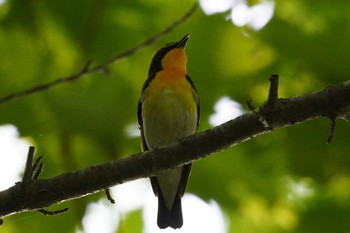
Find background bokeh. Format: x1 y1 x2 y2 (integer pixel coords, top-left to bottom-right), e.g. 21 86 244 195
1 0 350 232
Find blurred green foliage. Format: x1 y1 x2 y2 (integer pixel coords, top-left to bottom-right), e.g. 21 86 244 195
1 0 350 232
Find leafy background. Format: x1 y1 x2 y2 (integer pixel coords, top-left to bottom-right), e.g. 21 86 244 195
1 0 350 232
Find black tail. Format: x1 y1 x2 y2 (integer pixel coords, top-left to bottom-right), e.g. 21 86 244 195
157 192 183 229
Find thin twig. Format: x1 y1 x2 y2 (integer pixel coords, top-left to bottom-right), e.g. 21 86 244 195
105 189 116 204
246 99 255 111
32 156 44 181
0 4 198 105
90 4 198 71
327 118 336 144
31 155 43 172
38 208 69 216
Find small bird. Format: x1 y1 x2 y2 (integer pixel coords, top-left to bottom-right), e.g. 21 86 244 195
137 34 199 229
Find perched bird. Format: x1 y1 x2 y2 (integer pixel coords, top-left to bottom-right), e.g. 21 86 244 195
137 34 200 229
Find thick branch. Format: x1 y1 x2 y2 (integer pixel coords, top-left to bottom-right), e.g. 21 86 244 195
0 79 349 220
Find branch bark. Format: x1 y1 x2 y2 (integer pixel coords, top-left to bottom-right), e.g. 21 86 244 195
0 77 349 221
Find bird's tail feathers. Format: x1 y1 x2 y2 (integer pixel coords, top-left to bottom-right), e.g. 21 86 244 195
157 191 183 229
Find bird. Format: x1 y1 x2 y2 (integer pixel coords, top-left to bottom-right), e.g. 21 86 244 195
137 34 200 229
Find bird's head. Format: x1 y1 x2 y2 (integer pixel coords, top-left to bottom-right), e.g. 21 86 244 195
148 34 190 77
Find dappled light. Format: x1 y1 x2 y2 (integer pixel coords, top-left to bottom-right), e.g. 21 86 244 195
230 1 274 30
125 123 141 138
209 96 244 126
80 200 120 233
286 177 315 204
0 125 31 191
238 194 298 231
143 193 227 233
200 0 275 30
78 180 227 233
1 1 350 232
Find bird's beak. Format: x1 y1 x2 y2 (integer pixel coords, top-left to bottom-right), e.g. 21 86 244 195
176 34 190 48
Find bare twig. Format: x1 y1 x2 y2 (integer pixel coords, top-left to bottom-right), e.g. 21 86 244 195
0 4 198 105
327 118 336 144
22 147 69 217
32 156 44 181
38 208 69 216
90 3 198 71
246 99 255 111
105 189 116 204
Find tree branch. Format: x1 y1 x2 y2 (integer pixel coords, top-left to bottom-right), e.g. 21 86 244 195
0 3 198 105
0 77 349 221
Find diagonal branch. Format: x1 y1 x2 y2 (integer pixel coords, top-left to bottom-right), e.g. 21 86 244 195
0 77 349 221
0 3 198 105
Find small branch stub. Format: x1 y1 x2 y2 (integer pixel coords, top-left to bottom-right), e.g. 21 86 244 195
256 74 280 128
268 74 279 104
22 146 35 185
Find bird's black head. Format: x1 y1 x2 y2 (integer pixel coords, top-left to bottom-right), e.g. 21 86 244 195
148 34 190 78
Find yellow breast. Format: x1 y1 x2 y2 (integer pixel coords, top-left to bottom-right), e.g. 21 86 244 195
141 75 198 148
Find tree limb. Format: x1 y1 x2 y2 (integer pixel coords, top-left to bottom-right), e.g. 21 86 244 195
0 77 349 221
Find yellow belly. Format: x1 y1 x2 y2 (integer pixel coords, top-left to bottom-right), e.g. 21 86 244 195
143 89 197 147
141 79 197 209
